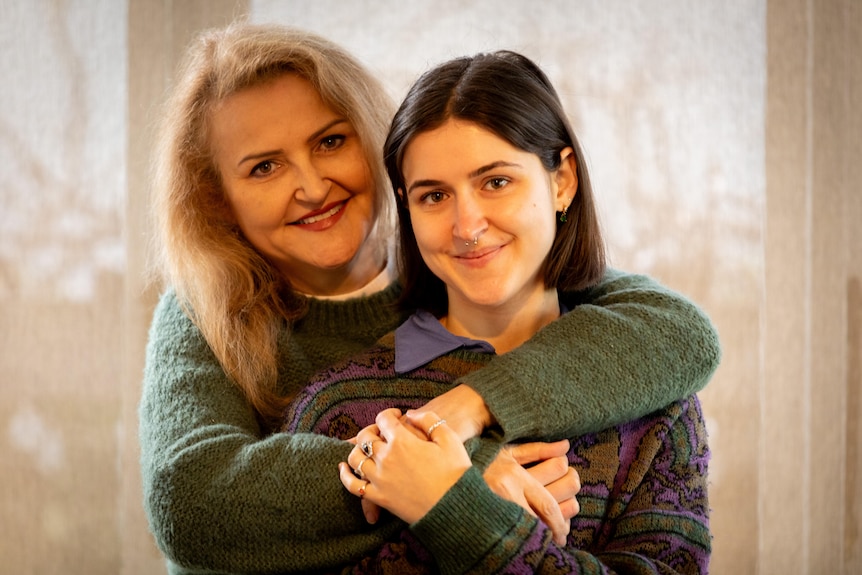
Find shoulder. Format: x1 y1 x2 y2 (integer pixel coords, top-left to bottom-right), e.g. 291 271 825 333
561 268 669 304
150 288 193 331
146 288 211 362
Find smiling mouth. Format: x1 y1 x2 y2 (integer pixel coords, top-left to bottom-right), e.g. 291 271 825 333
457 247 498 260
291 200 346 225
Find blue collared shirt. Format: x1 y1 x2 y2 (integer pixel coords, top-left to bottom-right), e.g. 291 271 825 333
394 309 496 373
393 303 570 374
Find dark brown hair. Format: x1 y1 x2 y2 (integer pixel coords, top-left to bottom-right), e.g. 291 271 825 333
383 50 606 315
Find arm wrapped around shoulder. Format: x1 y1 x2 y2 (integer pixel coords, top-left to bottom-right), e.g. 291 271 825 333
458 268 721 441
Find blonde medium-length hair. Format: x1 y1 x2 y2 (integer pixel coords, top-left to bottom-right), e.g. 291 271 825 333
149 22 396 424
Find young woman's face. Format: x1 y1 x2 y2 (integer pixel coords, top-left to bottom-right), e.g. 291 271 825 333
401 119 574 314
210 73 382 295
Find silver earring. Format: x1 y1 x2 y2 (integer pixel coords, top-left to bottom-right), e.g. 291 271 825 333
559 206 568 223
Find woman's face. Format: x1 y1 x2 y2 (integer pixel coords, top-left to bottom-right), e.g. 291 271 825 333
401 119 574 315
210 73 382 295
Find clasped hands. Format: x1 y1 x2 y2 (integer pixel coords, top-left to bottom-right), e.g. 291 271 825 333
338 406 580 546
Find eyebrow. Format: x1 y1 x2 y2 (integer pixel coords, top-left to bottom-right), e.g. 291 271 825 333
406 160 523 195
236 118 349 167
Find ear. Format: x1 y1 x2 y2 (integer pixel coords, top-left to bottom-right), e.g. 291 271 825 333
552 147 577 212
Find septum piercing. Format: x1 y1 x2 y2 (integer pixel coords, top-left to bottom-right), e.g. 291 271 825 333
465 237 478 247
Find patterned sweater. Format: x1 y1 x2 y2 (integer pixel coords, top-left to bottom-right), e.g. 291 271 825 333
284 333 711 574
140 270 720 574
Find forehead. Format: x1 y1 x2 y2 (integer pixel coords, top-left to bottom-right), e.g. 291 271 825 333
208 73 344 161
213 73 332 120
403 120 527 174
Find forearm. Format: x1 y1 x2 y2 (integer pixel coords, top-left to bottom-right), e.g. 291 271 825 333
410 465 709 575
459 269 721 441
407 398 711 575
140 302 403 572
140 375 407 572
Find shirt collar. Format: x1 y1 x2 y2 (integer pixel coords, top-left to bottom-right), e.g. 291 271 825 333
394 301 571 374
394 309 495 373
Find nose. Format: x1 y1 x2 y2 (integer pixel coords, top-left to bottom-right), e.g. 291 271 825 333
292 159 330 205
453 193 488 245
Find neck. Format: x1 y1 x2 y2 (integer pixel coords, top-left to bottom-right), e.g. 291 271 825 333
442 288 561 354
286 241 388 297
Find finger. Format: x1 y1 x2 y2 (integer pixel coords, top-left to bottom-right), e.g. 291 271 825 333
525 455 570 488
506 439 570 466
338 463 381 524
360 497 381 525
541 467 581 504
398 411 428 439
522 482 569 546
360 439 383 458
557 496 580 521
353 455 374 480
538 467 581 507
405 410 463 451
375 409 405 442
339 462 368 497
346 445 366 469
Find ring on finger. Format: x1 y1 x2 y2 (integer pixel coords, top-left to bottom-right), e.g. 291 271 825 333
354 456 371 479
358 480 368 498
361 440 378 458
426 418 447 437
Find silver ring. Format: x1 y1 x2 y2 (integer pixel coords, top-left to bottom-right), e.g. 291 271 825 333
354 456 371 479
426 418 447 437
361 440 376 458
473 236 478 245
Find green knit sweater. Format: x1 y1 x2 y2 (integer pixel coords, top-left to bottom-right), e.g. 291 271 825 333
139 269 720 574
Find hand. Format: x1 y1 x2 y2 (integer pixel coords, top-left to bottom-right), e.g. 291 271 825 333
412 384 493 442
339 409 472 524
483 439 580 546
338 437 380 525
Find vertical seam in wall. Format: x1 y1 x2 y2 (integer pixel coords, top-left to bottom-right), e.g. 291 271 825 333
757 4 768 572
802 0 814 571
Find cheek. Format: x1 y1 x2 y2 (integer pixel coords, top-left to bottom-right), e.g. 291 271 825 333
410 214 445 261
227 191 283 233
339 148 376 194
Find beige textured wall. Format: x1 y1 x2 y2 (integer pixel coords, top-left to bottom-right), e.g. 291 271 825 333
0 1 858 573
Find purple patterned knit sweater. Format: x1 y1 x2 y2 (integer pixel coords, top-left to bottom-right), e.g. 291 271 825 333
283 332 711 574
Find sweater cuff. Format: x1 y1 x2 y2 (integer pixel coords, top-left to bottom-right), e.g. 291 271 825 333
411 466 522 575
465 436 504 472
464 369 543 441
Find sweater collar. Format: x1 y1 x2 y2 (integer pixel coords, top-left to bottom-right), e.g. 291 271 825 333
296 281 403 333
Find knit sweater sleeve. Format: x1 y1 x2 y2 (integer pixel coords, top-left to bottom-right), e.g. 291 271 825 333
139 291 401 574
409 396 712 575
460 269 721 441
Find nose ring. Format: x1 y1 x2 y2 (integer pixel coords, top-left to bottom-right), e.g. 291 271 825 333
465 237 478 247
